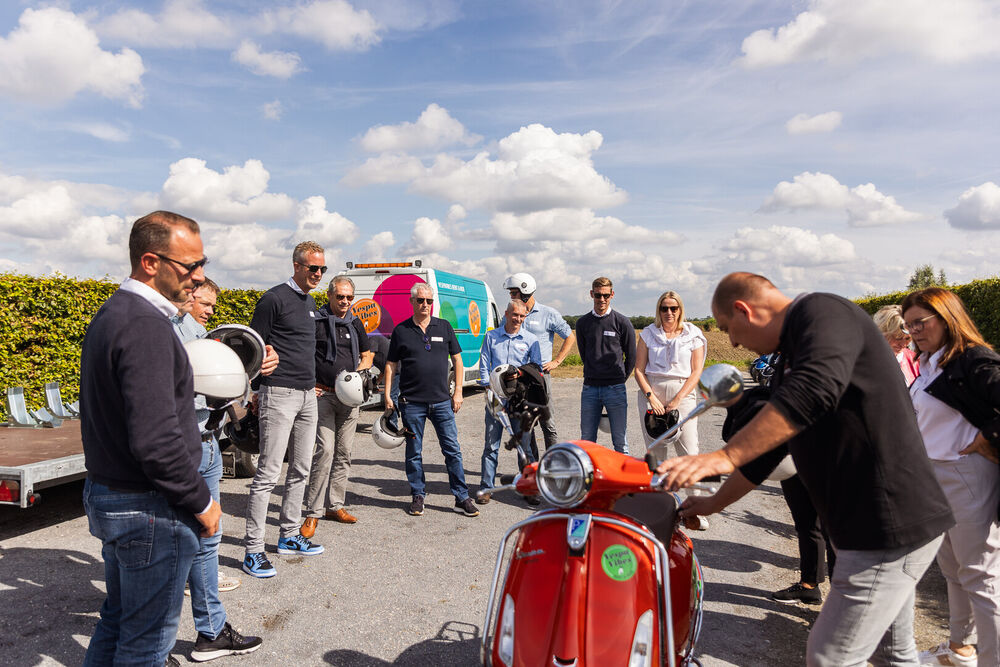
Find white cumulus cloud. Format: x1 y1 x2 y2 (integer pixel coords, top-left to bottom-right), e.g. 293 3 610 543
232 40 303 78
786 111 843 135
740 0 1000 68
490 209 681 247
345 123 627 214
362 231 396 259
97 0 234 48
0 7 144 107
260 0 381 51
399 217 453 256
944 182 1000 229
760 172 921 227
724 225 856 266
158 158 296 224
262 100 284 120
290 196 359 247
360 104 481 152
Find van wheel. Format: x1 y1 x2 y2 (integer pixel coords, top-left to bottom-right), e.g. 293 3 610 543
235 451 258 478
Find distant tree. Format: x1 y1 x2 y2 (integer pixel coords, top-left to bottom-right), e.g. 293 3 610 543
907 264 948 290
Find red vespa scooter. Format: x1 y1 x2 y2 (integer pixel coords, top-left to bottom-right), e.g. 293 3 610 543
479 363 744 667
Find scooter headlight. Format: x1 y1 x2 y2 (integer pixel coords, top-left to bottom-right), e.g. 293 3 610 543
628 609 654 667
536 444 594 508
498 593 515 666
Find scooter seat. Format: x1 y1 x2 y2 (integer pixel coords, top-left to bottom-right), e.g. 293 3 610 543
613 492 679 547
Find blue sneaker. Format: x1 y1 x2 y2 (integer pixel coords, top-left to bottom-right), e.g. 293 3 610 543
277 535 324 555
242 552 276 578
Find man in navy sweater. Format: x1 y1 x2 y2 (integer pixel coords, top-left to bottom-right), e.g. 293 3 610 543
80 210 221 666
243 241 326 578
575 276 636 453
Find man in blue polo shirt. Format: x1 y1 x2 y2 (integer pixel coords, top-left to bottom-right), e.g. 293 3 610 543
383 282 479 518
477 300 542 504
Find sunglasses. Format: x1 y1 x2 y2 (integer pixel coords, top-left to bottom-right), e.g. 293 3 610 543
414 297 434 305
422 334 432 351
660 305 680 313
333 294 354 301
592 292 612 300
154 253 209 273
508 290 530 302
296 262 328 274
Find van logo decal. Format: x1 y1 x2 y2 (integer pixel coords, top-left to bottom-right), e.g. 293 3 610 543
351 298 381 333
468 301 481 337
601 545 637 581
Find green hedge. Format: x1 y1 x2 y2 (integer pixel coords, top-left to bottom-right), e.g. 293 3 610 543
854 277 1000 349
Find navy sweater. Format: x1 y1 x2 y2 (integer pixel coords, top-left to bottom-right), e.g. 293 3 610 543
80 290 209 515
575 310 636 386
250 283 317 390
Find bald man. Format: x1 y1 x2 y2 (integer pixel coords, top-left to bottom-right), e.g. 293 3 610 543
659 272 953 667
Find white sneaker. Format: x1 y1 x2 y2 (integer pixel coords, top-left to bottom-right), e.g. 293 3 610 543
218 575 241 592
919 641 977 666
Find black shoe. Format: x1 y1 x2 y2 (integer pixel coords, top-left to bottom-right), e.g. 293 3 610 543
475 492 491 505
408 495 425 516
190 622 263 662
525 495 541 506
771 582 822 605
454 497 480 517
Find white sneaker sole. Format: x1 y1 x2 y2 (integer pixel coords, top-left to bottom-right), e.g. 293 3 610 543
277 545 325 555
191 643 262 662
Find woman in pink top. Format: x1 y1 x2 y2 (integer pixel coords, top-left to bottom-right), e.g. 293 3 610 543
874 305 919 385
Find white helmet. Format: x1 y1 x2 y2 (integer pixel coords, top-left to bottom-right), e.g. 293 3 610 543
335 370 366 407
503 273 536 296
184 338 249 409
206 324 266 381
372 409 407 449
489 364 518 399
766 454 798 482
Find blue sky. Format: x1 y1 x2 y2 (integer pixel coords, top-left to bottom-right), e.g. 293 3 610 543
2 0 999 317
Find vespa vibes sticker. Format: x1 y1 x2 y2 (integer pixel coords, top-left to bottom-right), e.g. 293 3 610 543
351 298 381 333
601 545 638 582
468 301 481 337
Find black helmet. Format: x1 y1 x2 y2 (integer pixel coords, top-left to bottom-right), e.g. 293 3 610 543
644 409 680 440
503 363 550 438
224 410 259 454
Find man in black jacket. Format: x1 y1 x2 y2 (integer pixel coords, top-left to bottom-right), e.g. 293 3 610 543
80 210 221 666
300 276 373 536
659 272 954 666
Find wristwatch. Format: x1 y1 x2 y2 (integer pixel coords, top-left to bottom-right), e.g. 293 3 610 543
644 391 652 398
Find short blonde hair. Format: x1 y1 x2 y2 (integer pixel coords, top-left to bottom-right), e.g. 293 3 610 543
293 241 324 264
592 276 613 290
654 290 685 331
873 305 907 341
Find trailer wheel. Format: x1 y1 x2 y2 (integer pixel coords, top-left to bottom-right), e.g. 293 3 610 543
234 451 258 478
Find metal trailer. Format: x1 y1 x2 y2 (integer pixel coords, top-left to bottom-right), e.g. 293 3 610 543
0 420 86 508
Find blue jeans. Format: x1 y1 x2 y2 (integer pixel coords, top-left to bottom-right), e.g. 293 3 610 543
580 383 628 453
83 479 200 666
482 411 535 490
188 437 226 639
401 399 469 500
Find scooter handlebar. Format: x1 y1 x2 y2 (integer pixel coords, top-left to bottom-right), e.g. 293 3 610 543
498 474 516 485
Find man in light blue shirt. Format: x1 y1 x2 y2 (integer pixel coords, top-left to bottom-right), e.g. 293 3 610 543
478 300 542 504
503 273 575 452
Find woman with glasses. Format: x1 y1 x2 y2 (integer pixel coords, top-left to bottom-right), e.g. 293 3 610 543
903 287 1000 667
634 290 706 460
873 304 919 385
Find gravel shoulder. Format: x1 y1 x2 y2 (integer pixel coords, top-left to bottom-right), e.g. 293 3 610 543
0 376 947 666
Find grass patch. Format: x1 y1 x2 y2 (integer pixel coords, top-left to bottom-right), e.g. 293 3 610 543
705 358 752 371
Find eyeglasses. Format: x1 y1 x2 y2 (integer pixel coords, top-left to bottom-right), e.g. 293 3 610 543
154 253 209 273
660 305 680 313
904 314 938 333
592 292 612 300
414 297 434 305
333 294 354 301
422 334 432 351
296 262 328 274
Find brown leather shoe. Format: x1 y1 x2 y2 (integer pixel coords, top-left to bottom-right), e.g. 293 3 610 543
300 517 319 538
326 508 358 524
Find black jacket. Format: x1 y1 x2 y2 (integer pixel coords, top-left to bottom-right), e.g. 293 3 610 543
923 345 1000 445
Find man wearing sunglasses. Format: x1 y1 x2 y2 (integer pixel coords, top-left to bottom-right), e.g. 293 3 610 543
301 276 374 537
243 242 327 578
384 282 479 518
575 276 636 453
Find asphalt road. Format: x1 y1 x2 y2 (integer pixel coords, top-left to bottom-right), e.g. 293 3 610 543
0 376 948 666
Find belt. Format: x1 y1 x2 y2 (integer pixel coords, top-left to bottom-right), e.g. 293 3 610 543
316 383 336 394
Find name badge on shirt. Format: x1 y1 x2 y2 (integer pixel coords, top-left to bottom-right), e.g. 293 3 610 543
431 336 444 342
603 330 616 337
309 311 316 317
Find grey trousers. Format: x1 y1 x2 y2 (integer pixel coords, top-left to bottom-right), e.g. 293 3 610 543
807 534 944 666
243 386 317 553
305 392 359 516
932 454 1000 664
536 374 559 448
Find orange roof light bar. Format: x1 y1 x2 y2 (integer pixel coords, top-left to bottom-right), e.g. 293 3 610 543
352 262 414 269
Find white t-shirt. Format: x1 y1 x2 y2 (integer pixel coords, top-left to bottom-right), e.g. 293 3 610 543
909 348 980 461
640 321 707 379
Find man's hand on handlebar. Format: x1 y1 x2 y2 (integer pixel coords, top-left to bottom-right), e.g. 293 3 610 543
656 450 735 492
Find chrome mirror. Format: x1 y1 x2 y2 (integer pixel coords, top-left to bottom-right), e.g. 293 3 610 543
698 363 745 406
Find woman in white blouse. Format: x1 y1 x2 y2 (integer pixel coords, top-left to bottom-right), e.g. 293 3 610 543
634 290 707 460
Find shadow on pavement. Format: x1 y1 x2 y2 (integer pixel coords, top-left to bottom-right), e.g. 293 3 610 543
324 620 479 666
693 537 799 574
